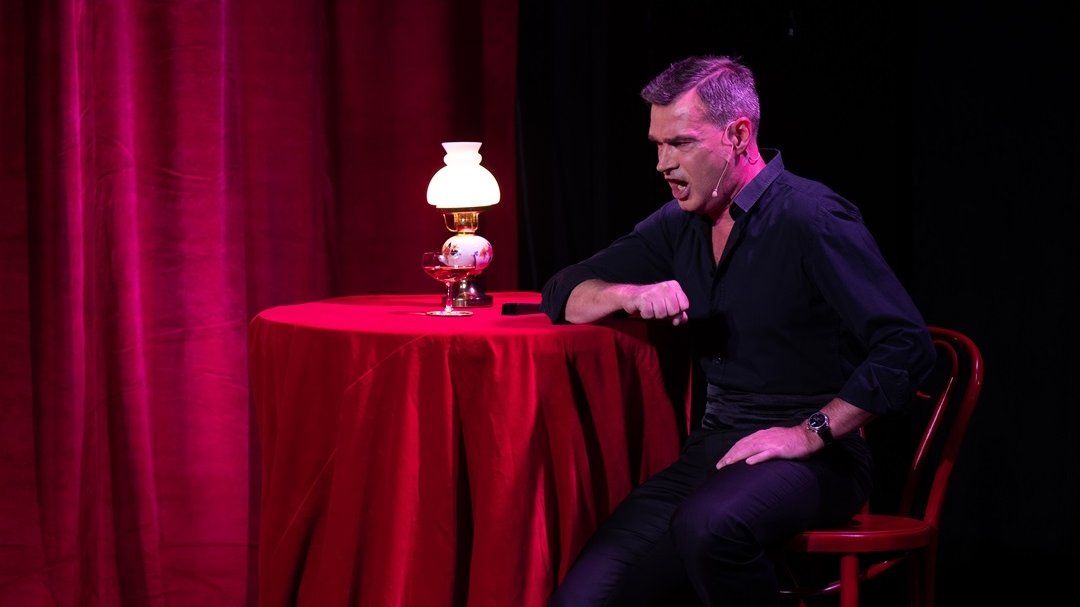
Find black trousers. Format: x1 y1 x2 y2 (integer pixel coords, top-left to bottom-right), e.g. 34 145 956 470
548 426 872 606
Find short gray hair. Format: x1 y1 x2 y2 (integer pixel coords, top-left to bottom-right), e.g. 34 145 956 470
640 55 761 133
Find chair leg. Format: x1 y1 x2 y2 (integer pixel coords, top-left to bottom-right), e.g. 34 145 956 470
906 546 937 607
907 551 923 607
923 546 937 607
839 554 860 607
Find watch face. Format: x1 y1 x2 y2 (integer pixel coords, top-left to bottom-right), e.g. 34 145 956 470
809 412 829 430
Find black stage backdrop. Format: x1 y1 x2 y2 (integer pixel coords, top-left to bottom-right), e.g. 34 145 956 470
517 1 1077 604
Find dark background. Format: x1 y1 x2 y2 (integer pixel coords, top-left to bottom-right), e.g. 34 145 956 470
517 1 1077 603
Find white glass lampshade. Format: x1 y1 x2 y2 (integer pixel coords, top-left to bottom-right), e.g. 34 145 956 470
426 142 501 209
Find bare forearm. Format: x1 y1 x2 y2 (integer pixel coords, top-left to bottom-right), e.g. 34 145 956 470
564 279 626 324
564 278 691 325
817 398 876 441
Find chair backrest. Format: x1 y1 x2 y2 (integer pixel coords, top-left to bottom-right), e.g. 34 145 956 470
879 326 984 526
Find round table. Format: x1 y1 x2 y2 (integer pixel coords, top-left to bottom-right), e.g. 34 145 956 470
249 291 691 606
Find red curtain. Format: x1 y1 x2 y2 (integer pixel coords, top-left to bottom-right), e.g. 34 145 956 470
0 1 517 605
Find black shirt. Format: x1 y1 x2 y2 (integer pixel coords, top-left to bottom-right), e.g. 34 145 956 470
541 151 935 421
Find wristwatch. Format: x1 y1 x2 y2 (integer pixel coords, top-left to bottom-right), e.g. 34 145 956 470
807 411 834 446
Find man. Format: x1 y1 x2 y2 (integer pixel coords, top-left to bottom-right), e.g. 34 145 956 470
541 55 936 606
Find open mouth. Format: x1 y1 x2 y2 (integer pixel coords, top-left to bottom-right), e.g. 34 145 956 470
668 179 689 200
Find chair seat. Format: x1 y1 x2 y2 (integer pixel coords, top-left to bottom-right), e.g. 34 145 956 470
786 514 933 553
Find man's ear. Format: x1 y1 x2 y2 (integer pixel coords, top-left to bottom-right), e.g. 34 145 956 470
729 117 753 154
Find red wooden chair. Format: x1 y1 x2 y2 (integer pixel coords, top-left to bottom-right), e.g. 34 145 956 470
776 326 985 607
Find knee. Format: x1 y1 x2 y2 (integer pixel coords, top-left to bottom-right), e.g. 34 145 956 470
669 498 756 564
548 566 606 607
547 585 574 607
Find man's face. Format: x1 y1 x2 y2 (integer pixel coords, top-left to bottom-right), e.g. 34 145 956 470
648 90 734 217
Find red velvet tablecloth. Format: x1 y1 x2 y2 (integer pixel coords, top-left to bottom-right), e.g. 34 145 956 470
248 291 691 606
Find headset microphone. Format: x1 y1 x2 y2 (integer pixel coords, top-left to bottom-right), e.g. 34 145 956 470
711 143 736 197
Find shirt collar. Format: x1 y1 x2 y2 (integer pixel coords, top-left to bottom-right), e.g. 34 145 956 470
732 148 783 217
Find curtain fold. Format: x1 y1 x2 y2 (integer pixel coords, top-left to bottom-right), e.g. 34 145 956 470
0 1 518 605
